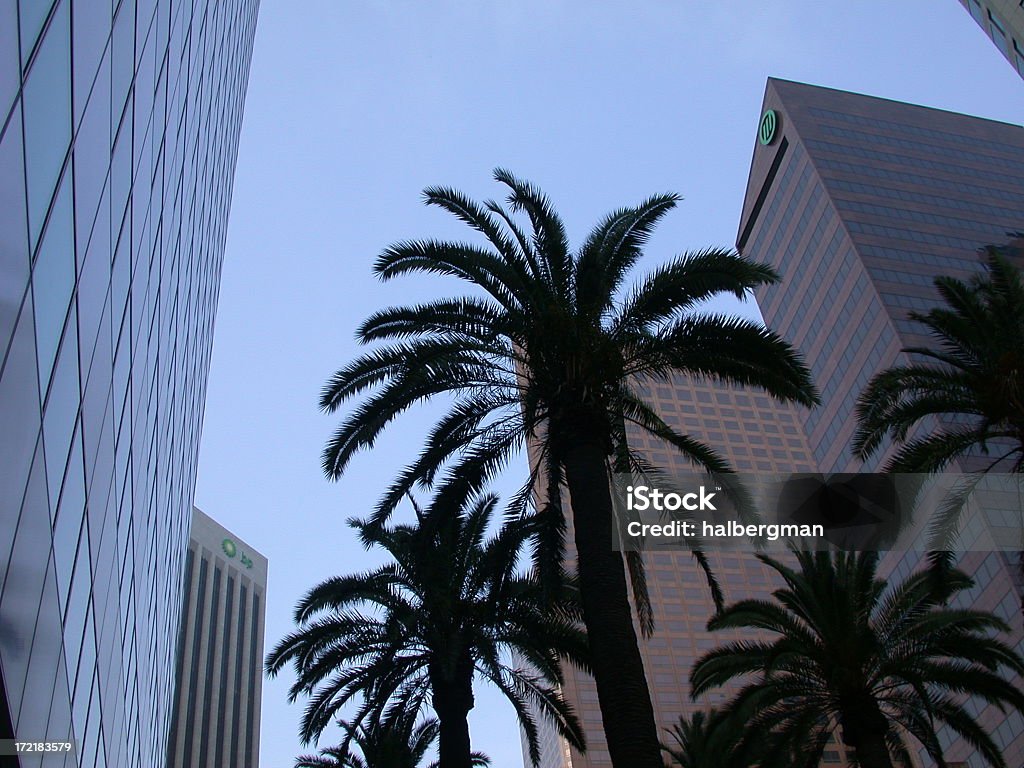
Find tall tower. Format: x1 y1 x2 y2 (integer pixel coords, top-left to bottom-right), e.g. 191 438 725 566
166 508 267 768
0 1 259 766
524 80 1024 767
736 78 1024 766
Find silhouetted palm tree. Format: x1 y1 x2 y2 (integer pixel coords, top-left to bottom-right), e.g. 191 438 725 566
319 170 818 766
691 550 1024 768
293 711 489 768
854 248 1024 474
266 492 587 768
662 707 770 768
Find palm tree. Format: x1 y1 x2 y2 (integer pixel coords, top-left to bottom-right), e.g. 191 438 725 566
293 711 489 768
853 248 1024 474
266 492 587 768
690 549 1024 768
319 170 818 766
662 707 766 768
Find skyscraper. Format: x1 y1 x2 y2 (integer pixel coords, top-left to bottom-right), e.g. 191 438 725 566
525 80 1024 767
0 1 259 766
958 0 1024 78
166 507 267 768
735 77 1024 766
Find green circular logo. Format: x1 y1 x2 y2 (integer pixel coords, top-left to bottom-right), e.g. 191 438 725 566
758 109 779 145
222 539 237 558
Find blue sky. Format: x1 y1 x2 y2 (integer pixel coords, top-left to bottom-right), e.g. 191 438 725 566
193 2 1024 766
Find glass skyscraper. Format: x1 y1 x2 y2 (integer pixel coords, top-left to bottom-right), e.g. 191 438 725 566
0 1 259 766
525 80 1024 768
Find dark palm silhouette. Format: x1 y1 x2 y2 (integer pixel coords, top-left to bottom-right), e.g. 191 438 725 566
293 711 489 768
854 248 1024 474
662 707 771 768
319 170 818 765
266 492 587 768
691 550 1024 768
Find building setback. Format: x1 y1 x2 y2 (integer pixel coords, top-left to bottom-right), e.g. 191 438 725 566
0 1 259 766
524 80 1024 768
958 0 1024 78
166 508 267 768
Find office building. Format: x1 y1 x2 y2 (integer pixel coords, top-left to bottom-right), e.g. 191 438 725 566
0 1 259 766
737 77 1024 766
166 508 267 768
525 80 1024 767
959 0 1024 78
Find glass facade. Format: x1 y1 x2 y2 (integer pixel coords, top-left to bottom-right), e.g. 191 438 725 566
0 0 259 766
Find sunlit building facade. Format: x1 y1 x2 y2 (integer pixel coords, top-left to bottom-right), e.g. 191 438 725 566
166 508 267 768
525 80 1024 768
0 0 259 765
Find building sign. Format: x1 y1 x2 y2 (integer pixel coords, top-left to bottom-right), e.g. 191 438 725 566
758 109 779 145
222 538 253 569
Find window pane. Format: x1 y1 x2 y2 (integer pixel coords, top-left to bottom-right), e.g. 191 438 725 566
42 312 79 505
31 173 74 391
0 102 28 364
22 0 70 249
0 302 42 585
0 442 49 719
0 0 18 129
71 0 111 131
18 0 56 67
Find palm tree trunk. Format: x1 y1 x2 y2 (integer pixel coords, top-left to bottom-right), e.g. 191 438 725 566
852 733 895 768
561 435 663 768
841 702 894 768
433 670 475 768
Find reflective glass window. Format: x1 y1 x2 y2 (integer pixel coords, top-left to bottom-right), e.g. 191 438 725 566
72 50 111 258
63 540 91 683
18 557 62 737
989 11 1010 55
22 0 70 249
76 194 111 381
18 0 56 67
0 102 28 363
52 422 84 615
45 649 72 746
0 443 49 716
110 0 134 125
0 305 40 583
71 0 111 130
0 0 17 127
31 175 74 390
42 312 79 504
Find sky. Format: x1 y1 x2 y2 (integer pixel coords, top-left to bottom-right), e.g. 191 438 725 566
192 2 1024 766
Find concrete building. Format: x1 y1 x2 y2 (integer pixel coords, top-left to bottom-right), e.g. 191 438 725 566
525 80 1024 768
0 1 259 766
958 0 1024 78
166 508 267 768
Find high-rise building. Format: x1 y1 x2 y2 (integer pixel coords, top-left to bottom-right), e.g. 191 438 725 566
525 80 1024 768
0 1 259 766
735 77 1024 766
958 0 1024 79
166 508 267 768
